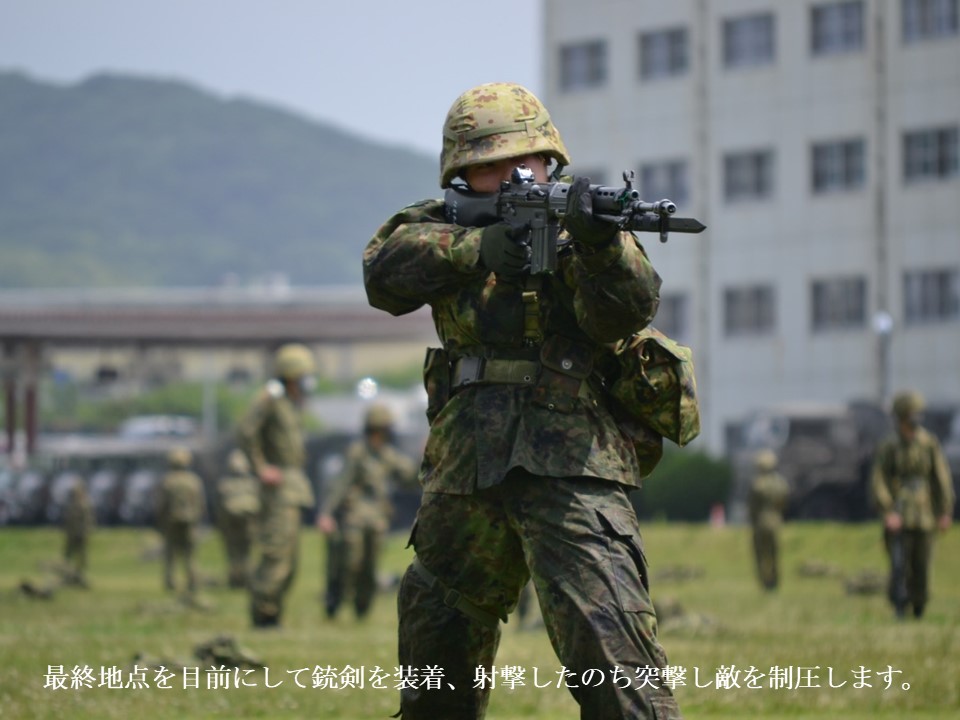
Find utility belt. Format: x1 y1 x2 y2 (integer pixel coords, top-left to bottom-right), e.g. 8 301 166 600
898 476 926 494
422 337 597 422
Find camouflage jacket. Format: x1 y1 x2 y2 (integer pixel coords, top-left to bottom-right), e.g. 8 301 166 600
320 439 417 525
748 471 790 530
363 199 661 494
156 470 206 526
871 427 955 531
216 472 261 518
236 384 313 508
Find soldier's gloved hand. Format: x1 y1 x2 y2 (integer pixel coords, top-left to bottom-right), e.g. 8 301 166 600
564 176 619 250
479 222 530 279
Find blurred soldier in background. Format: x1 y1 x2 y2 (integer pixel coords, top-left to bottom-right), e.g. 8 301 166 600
316 403 417 620
237 343 316 628
155 446 206 595
748 449 790 591
871 391 954 619
215 449 260 589
62 478 95 587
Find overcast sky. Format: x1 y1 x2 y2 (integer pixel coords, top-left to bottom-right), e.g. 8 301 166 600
0 0 543 157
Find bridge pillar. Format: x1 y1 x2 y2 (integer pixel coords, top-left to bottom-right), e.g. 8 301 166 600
2 342 16 455
24 342 41 456
1 341 42 458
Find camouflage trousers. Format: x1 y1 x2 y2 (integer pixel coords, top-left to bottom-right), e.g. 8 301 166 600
250 492 301 621
162 522 198 593
883 528 934 614
751 526 780 590
397 470 681 720
63 532 89 579
219 514 256 588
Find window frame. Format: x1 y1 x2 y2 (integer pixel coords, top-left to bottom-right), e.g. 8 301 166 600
723 285 777 336
559 39 609 92
723 12 776 68
639 26 689 80
810 275 868 331
811 0 865 55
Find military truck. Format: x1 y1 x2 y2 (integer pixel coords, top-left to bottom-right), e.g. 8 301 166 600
729 401 891 522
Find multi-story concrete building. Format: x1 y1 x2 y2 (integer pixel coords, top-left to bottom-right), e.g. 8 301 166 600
543 0 960 453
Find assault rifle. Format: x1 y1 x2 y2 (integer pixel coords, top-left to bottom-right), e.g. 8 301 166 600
890 498 908 618
444 167 706 275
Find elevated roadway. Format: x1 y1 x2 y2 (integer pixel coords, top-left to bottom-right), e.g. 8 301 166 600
0 285 434 345
0 286 436 455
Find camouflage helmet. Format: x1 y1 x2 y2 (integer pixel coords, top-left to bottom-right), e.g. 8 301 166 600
891 391 924 419
364 403 395 432
439 82 571 188
168 446 193 468
273 343 315 380
753 449 778 472
227 449 250 475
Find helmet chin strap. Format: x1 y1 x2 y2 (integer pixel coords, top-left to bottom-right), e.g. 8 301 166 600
549 163 565 181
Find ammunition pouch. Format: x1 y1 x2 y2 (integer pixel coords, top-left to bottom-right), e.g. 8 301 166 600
280 468 315 509
609 326 700 468
539 335 592 387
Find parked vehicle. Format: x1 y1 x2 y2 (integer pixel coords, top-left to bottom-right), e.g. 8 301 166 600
729 401 890 522
117 468 161 526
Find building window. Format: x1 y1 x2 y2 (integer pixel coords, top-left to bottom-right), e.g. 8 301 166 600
811 1 865 55
811 276 867 330
903 126 959 181
812 138 866 192
654 293 690 340
640 159 690 205
639 27 689 80
903 0 959 42
724 285 776 336
559 40 608 92
723 13 775 68
903 268 960 323
724 149 775 201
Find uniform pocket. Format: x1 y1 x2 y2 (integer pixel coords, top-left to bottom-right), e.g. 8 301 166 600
595 506 651 612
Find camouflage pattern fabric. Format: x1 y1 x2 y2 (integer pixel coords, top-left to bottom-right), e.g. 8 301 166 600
155 469 206 594
236 388 313 508
440 82 570 188
748 469 789 590
610 327 701 449
398 474 680 719
365 194 682 718
871 427 954 531
871 427 954 614
237 385 313 623
63 482 95 583
364 198 661 495
249 494 300 621
216 469 260 588
882 529 934 610
321 439 417 618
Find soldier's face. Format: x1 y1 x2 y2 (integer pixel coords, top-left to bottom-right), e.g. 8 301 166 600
897 415 918 439
462 154 549 192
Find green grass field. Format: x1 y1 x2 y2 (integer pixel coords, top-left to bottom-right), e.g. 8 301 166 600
1 521 957 719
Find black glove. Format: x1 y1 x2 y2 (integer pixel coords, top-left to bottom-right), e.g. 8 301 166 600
564 176 619 249
479 223 530 279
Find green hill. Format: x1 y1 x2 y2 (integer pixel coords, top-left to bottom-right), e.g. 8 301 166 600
0 71 439 288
